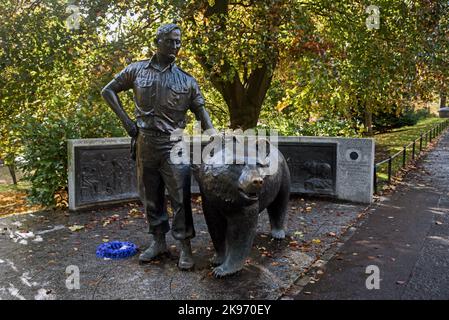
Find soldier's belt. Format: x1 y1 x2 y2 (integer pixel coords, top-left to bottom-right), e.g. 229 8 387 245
139 128 171 137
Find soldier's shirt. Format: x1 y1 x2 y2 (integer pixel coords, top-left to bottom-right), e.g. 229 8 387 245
113 55 205 133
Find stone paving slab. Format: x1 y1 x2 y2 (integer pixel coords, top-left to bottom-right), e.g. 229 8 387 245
0 196 367 300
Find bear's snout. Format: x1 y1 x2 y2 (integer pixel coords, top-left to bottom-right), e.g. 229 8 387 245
252 177 264 187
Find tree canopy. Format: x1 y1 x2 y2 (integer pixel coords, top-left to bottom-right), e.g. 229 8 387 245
1 0 448 205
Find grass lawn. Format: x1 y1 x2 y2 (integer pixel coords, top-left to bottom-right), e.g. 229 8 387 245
374 116 448 190
0 180 31 193
375 117 447 161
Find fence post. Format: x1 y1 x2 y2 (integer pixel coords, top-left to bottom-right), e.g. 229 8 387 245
388 157 392 184
412 140 415 160
373 165 377 194
402 146 406 167
420 133 423 151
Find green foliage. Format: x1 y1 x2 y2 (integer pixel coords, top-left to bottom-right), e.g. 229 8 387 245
373 107 431 133
19 115 76 206
258 82 361 137
1 0 448 206
18 104 125 206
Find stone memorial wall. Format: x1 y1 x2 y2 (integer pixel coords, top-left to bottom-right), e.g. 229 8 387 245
68 136 374 211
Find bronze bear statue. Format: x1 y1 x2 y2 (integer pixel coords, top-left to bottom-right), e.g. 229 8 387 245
193 138 291 277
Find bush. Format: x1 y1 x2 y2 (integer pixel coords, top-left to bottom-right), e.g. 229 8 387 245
258 99 361 137
373 106 430 133
18 104 125 207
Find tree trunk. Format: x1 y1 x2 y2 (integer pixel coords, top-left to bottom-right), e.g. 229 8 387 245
440 93 446 109
364 109 373 136
194 0 275 130
8 164 17 185
228 96 261 129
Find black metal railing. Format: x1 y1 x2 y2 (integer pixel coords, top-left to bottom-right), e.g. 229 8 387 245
373 119 449 194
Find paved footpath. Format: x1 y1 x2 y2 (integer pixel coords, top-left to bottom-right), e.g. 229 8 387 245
295 130 449 300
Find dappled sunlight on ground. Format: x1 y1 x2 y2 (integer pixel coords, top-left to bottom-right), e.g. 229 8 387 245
0 191 43 217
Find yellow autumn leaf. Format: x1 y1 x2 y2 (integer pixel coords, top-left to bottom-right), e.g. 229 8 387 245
68 225 84 232
276 99 289 112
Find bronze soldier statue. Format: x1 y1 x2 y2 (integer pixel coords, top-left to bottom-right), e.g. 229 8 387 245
101 23 216 270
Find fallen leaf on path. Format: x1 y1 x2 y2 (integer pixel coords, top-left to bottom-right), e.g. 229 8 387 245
68 225 84 232
294 231 304 238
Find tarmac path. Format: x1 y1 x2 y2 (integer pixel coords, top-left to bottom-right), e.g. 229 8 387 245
296 130 449 300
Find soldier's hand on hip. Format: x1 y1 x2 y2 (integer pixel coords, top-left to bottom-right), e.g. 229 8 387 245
127 121 138 138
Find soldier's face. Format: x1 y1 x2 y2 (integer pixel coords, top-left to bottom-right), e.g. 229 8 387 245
157 29 182 61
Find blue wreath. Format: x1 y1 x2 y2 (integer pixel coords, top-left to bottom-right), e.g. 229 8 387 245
96 241 138 259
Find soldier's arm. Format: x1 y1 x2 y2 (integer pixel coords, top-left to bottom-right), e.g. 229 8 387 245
189 80 217 135
101 66 138 137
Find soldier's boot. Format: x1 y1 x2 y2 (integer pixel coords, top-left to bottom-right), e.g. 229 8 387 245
139 233 168 263
178 239 195 270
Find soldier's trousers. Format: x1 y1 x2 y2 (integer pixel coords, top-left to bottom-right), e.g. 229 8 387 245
136 130 194 240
